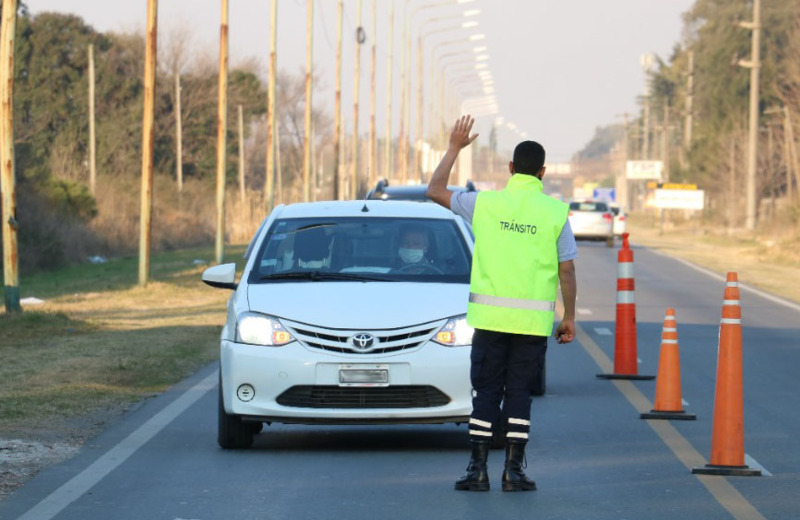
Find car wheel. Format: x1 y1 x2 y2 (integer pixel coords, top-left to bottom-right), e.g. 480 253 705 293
218 375 254 449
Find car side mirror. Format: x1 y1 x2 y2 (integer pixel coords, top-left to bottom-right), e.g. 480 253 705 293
202 263 238 290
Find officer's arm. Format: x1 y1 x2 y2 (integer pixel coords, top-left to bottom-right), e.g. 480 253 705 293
427 115 478 209
555 260 577 344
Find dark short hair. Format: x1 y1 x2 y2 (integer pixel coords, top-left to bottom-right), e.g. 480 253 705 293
512 141 546 176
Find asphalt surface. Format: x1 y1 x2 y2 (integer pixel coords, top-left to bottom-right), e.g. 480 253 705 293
2 240 798 520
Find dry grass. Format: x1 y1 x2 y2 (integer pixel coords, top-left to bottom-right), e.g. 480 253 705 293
0 244 246 441
627 214 800 304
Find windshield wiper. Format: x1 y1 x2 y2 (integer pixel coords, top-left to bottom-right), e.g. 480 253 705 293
259 271 393 282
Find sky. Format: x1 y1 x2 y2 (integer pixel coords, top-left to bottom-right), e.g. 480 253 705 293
28 0 695 163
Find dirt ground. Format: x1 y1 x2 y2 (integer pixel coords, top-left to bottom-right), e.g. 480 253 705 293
2 222 799 504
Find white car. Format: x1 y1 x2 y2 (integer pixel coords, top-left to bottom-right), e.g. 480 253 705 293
203 200 475 448
568 200 615 247
609 204 628 236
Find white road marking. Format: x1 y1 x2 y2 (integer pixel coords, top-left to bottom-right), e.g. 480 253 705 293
17 371 218 520
594 327 613 335
577 308 593 315
682 398 690 407
745 454 772 476
647 248 800 313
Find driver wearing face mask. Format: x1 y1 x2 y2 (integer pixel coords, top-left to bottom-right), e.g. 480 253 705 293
397 226 431 267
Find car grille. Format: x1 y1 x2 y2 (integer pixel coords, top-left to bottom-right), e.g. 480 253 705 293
281 319 444 355
276 385 451 408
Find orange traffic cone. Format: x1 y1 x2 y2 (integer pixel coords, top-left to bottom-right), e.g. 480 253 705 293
640 308 696 420
598 232 654 380
692 273 760 476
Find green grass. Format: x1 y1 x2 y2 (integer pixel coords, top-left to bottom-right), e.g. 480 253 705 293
0 244 247 439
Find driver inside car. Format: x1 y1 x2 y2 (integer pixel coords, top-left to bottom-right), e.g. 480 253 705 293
396 225 435 273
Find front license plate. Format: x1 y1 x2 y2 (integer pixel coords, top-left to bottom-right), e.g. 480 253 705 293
339 364 389 387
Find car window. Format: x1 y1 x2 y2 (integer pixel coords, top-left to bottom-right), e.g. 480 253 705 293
249 217 472 284
569 201 608 212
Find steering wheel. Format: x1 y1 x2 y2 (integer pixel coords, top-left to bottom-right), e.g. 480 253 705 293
398 262 443 275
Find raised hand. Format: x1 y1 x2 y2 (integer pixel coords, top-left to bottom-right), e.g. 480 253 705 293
449 115 479 151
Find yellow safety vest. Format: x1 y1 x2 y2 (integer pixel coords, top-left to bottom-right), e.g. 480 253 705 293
467 174 569 336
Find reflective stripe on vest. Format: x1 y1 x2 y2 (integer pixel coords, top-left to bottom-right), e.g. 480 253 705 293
469 293 556 312
467 174 569 336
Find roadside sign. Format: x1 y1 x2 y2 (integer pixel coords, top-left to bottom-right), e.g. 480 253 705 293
660 183 698 190
654 189 705 210
547 163 572 175
593 187 616 203
626 160 663 180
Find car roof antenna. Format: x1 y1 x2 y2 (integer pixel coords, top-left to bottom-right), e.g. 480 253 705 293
361 171 370 212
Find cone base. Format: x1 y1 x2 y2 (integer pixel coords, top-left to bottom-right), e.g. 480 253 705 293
640 410 696 420
692 464 761 477
596 373 655 380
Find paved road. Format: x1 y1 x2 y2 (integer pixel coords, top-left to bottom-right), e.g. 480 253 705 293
2 241 798 520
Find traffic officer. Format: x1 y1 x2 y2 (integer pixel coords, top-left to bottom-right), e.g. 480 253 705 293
427 115 577 492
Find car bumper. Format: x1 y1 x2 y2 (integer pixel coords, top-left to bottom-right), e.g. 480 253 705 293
572 226 613 238
220 340 472 424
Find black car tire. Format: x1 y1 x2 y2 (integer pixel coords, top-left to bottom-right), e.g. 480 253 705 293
218 375 255 449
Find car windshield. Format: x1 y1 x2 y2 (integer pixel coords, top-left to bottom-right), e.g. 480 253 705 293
249 217 472 284
570 201 609 212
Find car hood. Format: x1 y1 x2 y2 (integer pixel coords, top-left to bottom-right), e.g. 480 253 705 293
246 282 469 329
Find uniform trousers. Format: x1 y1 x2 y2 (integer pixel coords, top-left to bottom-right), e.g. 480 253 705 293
467 328 548 442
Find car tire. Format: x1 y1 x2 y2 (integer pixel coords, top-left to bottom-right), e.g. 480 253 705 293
218 375 254 449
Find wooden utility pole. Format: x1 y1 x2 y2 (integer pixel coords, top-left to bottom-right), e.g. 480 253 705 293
215 0 229 265
352 0 363 199
415 36 423 182
138 0 158 287
1 0 20 312
403 32 412 182
384 0 394 182
786 107 800 202
88 44 97 195
738 0 761 230
238 104 245 204
265 0 278 209
303 0 313 202
368 0 377 189
684 51 694 151
398 7 406 183
175 73 183 193
333 1 343 201
662 104 670 183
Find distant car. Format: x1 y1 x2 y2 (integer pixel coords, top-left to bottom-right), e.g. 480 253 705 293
568 200 614 247
366 179 477 201
609 205 627 236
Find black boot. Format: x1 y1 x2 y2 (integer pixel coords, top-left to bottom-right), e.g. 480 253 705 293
455 440 491 491
501 440 537 491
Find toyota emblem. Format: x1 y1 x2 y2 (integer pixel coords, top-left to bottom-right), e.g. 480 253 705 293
351 333 375 350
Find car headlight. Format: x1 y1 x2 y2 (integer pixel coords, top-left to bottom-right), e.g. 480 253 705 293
236 312 294 346
434 315 474 347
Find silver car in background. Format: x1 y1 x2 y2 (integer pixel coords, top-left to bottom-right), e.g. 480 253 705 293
568 200 614 247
